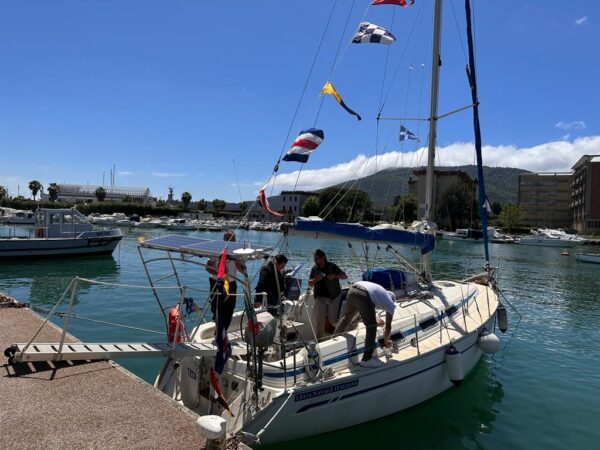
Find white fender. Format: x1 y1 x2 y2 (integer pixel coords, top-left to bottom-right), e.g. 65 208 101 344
445 345 464 386
478 328 500 354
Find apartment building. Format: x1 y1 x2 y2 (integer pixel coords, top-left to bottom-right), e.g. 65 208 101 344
517 173 571 228
570 155 600 233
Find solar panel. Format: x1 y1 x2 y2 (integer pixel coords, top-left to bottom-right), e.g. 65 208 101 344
140 234 273 259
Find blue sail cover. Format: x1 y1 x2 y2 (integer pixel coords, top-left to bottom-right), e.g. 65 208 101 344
292 218 435 255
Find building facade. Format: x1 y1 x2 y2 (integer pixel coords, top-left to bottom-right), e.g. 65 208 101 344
408 169 477 228
42 184 155 205
247 190 317 221
570 155 600 233
517 172 572 229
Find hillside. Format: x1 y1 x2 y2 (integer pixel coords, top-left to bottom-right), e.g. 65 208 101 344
326 165 530 207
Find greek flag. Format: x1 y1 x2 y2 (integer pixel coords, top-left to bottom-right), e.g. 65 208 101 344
352 22 396 45
399 125 419 142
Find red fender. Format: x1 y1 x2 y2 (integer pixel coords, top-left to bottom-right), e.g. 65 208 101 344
167 305 186 343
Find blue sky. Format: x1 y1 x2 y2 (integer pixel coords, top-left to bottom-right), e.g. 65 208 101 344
0 1 598 202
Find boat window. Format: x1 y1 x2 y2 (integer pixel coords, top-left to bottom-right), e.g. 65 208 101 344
50 214 61 224
63 214 73 223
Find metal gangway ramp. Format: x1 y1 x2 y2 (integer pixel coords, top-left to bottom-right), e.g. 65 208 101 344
6 341 247 364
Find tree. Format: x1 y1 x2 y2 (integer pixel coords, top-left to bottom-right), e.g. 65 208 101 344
196 199 208 211
0 185 7 201
181 192 192 209
47 183 60 202
491 202 503 217
28 180 43 201
302 195 320 217
239 201 249 214
212 199 226 213
498 204 523 233
122 195 133 203
435 182 475 230
391 193 417 223
95 187 107 202
317 188 373 222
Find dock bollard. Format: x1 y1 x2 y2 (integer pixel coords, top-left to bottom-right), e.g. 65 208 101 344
195 415 226 450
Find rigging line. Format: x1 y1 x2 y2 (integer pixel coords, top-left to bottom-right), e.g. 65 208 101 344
381 65 415 213
292 164 304 192
449 0 469 65
315 0 357 125
379 0 427 112
377 6 396 114
232 159 244 203
274 0 339 166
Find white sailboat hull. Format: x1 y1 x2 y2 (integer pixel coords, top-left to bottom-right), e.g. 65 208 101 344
156 280 499 445
242 321 489 444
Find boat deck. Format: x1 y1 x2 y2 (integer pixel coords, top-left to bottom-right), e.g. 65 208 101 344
0 296 206 449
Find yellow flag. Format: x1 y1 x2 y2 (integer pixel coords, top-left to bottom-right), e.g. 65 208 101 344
320 81 362 121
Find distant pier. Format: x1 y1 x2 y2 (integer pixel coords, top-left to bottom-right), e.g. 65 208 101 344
1 294 206 449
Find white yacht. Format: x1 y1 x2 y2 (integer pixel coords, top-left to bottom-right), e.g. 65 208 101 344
518 228 584 247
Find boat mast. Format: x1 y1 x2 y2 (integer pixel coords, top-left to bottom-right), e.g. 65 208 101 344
423 0 443 282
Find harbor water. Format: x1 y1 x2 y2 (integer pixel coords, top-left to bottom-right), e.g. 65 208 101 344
1 227 599 449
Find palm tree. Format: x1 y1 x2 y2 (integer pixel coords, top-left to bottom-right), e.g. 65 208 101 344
196 199 207 211
47 183 60 202
0 185 8 201
28 180 43 201
181 192 192 209
95 187 107 202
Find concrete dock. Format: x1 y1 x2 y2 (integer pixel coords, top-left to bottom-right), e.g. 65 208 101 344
0 296 206 449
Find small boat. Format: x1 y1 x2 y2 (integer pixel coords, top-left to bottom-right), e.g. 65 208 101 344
0 208 36 225
0 208 122 258
163 218 197 230
561 251 570 256
441 227 494 242
575 253 600 264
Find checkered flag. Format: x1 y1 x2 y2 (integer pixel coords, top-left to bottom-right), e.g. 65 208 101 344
352 21 396 45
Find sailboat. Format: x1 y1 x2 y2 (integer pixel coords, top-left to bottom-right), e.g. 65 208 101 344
149 0 506 445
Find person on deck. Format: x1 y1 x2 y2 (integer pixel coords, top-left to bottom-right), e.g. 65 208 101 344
334 280 395 368
206 230 245 331
308 249 348 339
254 254 288 316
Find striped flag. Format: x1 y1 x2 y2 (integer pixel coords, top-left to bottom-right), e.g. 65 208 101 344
320 81 361 121
352 22 396 45
257 185 285 217
282 128 324 163
399 125 419 142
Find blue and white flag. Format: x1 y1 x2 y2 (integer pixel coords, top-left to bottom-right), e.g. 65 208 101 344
352 22 396 45
399 125 419 142
282 128 325 163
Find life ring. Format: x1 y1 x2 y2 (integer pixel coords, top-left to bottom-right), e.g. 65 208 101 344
35 228 45 238
167 305 187 343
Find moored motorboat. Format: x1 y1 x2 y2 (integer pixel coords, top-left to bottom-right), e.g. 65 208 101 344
575 253 600 264
0 208 122 258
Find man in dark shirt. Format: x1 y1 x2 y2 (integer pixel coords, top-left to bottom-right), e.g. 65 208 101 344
308 249 348 338
254 254 288 316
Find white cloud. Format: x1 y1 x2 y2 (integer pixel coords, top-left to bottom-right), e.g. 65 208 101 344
118 171 134 176
151 172 187 177
264 136 600 191
555 121 586 130
575 16 588 26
